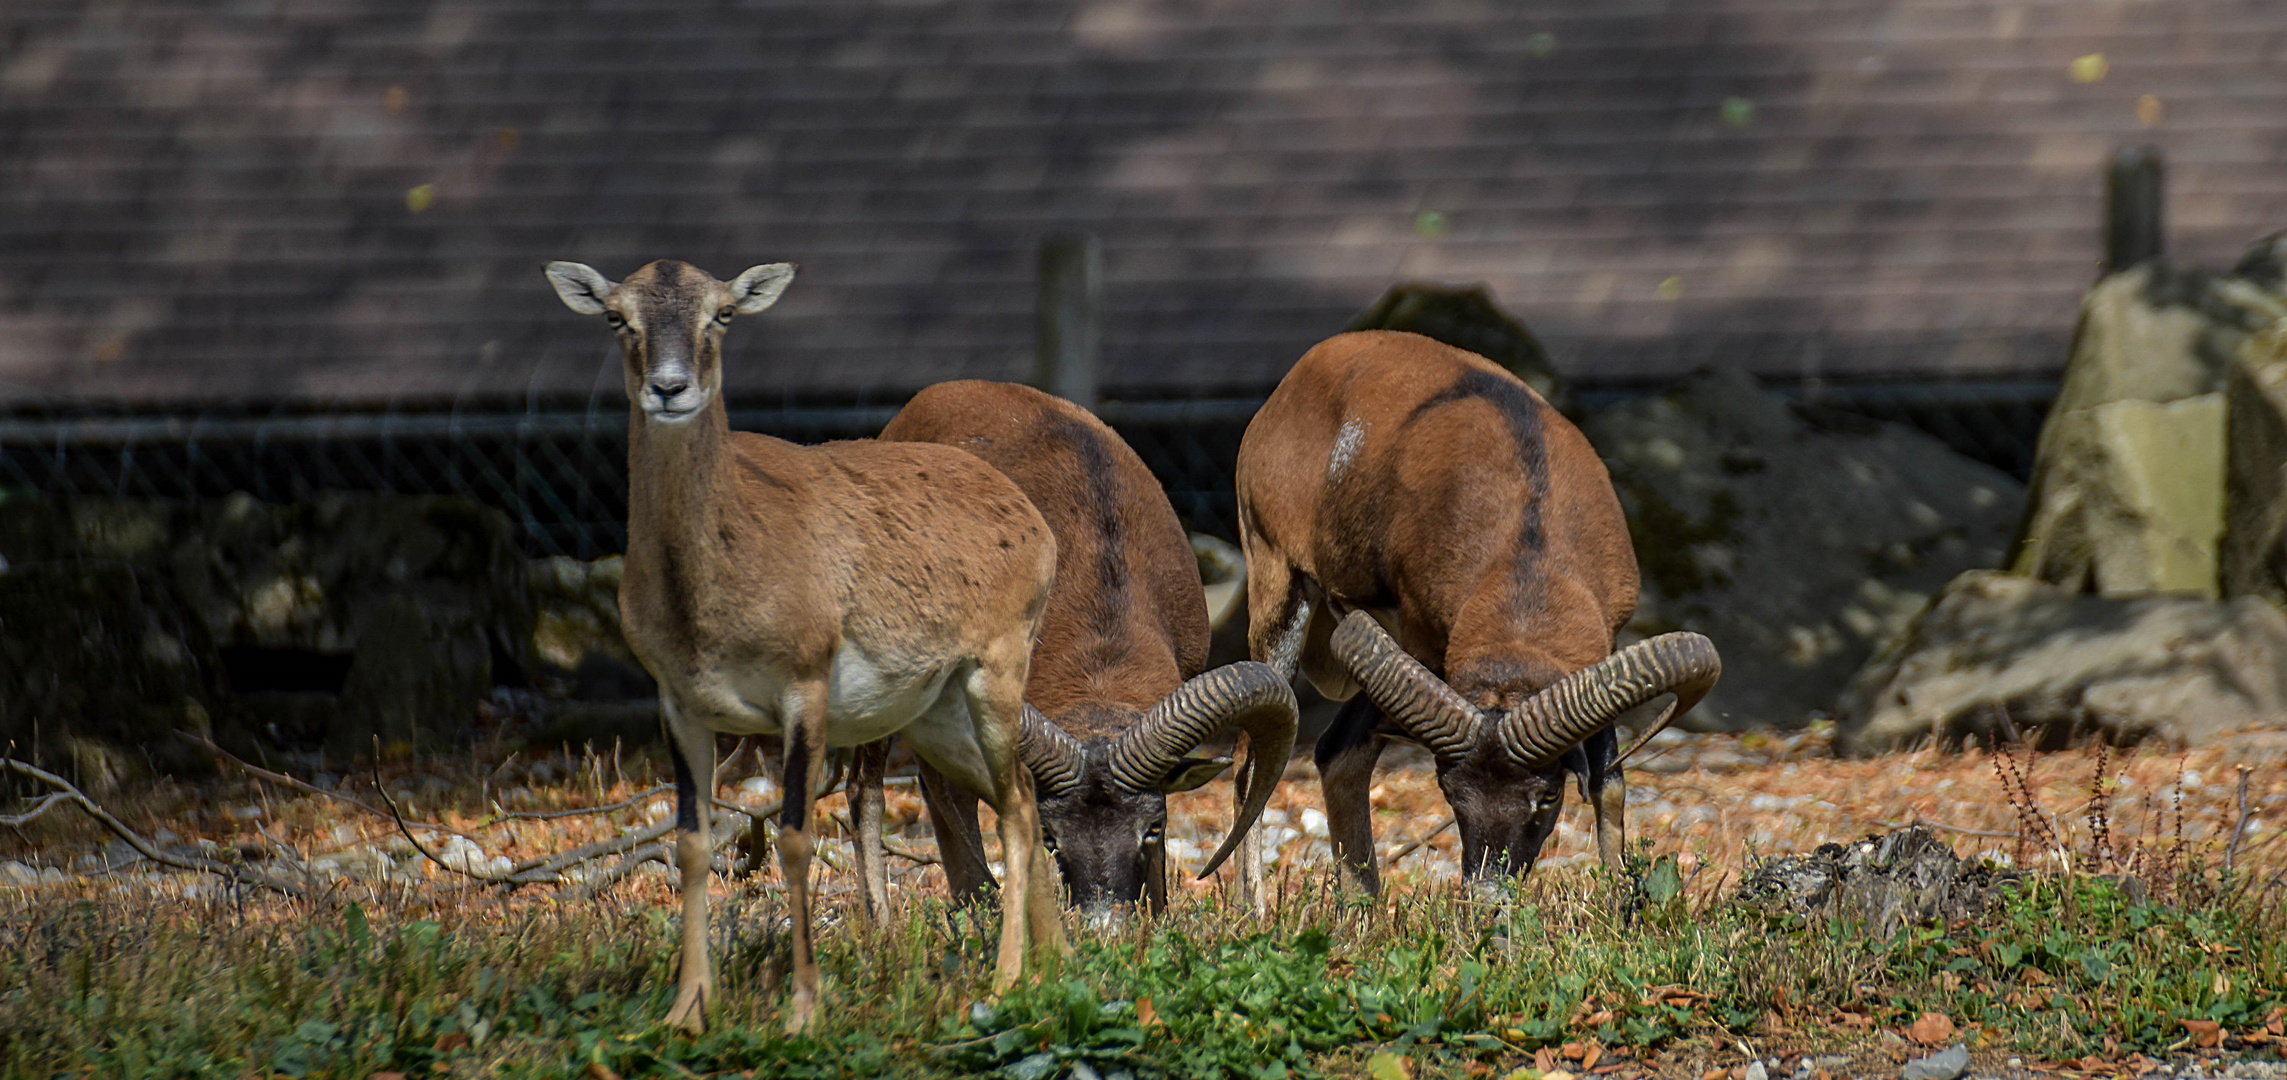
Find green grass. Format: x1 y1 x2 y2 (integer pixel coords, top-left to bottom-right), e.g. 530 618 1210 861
2 860 2282 1079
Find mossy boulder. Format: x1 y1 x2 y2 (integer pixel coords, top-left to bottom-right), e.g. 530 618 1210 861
2224 320 2287 606
1581 369 2024 730
1835 570 2287 755
2012 251 2287 597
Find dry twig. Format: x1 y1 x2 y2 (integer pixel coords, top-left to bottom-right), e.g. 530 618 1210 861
1387 818 1456 867
484 784 672 824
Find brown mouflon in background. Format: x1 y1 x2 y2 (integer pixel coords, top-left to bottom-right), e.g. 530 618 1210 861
878 380 1297 915
1236 330 1720 893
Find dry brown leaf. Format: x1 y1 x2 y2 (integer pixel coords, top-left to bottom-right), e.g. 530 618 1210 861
1908 1012 1956 1046
1581 1044 1603 1071
2180 1018 2222 1048
1137 997 1160 1028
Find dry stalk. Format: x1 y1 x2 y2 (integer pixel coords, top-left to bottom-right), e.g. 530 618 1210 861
2225 766 2254 875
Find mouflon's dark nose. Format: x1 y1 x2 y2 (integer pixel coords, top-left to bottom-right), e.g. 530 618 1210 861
649 375 690 399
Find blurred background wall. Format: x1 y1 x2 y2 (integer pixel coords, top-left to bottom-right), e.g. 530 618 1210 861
2 0 2284 554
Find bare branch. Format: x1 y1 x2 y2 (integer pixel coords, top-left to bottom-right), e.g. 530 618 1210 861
0 792 69 827
0 757 307 897
175 730 480 842
883 838 942 866
483 784 672 824
565 843 672 899
373 760 527 887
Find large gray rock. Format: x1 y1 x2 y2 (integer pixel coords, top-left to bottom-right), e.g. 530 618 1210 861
2013 257 2287 597
1581 369 2025 730
1836 570 2287 755
2224 320 2287 606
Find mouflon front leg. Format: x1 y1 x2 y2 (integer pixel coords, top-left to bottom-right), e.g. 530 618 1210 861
963 654 1063 990
1315 696 1387 895
661 701 718 1035
777 679 832 1034
915 759 997 904
1574 726 1629 876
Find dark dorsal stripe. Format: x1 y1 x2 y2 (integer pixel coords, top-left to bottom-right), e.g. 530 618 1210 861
1042 412 1130 642
1403 367 1548 554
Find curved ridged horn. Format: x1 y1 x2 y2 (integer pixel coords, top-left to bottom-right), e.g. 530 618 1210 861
1494 632 1721 767
1107 662 1299 879
1329 611 1482 764
1019 704 1087 797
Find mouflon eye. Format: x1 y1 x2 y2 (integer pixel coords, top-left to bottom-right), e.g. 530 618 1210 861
715 306 734 324
605 311 626 327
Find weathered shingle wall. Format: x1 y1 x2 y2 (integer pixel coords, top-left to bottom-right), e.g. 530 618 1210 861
1 0 2282 406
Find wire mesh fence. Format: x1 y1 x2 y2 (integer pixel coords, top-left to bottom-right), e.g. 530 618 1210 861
0 380 2051 559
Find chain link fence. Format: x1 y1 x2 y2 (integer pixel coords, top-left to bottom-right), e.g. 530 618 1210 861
0 380 2050 560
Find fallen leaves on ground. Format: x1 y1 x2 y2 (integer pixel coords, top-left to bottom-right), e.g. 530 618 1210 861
1907 1011 1956 1046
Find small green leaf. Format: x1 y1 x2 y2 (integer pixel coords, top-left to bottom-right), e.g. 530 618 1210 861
343 903 369 953
1368 1050 1414 1080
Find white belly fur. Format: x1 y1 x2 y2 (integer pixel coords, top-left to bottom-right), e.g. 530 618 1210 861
660 636 996 800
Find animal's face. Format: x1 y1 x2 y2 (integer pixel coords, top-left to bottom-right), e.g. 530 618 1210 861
1437 738 1567 879
1035 735 1230 912
544 259 795 424
1037 774 1166 912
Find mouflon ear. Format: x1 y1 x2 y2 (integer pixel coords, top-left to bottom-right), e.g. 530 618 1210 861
728 263 798 314
545 262 616 315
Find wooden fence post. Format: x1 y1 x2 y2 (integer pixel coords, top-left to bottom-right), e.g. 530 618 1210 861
2105 145 2164 274
1034 232 1100 410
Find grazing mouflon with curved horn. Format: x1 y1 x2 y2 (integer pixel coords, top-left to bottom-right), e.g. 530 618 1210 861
546 260 1064 1035
1236 330 1719 892
879 380 1297 913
